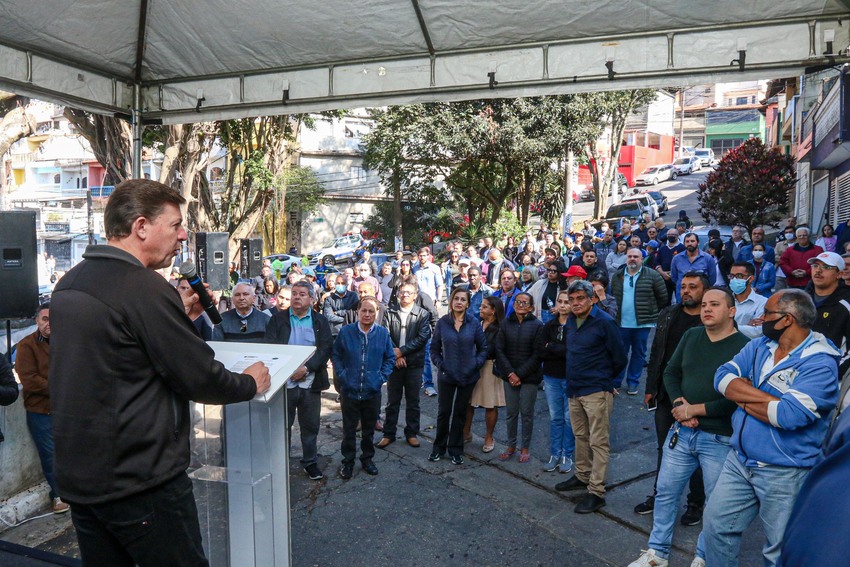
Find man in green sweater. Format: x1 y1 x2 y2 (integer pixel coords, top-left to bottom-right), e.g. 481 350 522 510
628 287 749 567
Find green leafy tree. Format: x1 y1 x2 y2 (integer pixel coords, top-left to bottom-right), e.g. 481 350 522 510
697 138 794 231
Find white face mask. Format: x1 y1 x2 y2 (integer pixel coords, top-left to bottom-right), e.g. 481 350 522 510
752 251 764 260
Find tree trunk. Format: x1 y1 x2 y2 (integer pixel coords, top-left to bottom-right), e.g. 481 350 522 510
0 104 36 157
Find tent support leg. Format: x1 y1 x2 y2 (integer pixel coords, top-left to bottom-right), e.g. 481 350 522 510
132 84 143 179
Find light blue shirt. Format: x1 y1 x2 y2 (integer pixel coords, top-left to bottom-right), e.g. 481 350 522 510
734 289 768 340
413 263 443 301
287 309 316 389
620 270 654 329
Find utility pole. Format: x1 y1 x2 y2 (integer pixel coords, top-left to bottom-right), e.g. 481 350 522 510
678 85 686 157
561 147 574 236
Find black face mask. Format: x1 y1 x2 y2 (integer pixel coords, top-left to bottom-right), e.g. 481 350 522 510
667 236 677 243
762 317 789 342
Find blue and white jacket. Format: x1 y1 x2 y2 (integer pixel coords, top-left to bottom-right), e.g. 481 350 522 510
715 332 840 468
331 322 395 400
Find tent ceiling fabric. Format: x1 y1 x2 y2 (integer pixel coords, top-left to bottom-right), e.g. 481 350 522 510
0 1 849 123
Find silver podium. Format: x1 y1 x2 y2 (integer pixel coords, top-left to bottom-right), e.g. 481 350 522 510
191 342 316 567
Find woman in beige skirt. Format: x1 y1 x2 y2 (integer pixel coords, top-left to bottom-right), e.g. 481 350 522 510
464 296 506 452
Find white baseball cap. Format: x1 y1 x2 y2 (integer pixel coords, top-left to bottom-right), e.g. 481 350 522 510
807 251 846 271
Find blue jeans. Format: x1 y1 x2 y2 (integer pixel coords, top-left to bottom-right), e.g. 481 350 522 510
703 451 810 567
616 327 651 389
543 376 575 458
26 412 58 500
422 340 434 388
648 426 731 559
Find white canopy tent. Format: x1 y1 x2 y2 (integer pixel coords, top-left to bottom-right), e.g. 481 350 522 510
1 1 849 124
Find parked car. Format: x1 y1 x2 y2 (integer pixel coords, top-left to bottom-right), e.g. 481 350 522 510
640 189 668 215
580 174 630 201
262 253 302 274
307 233 366 266
694 148 715 167
673 157 696 175
622 194 659 220
675 146 696 157
603 201 650 223
635 164 677 186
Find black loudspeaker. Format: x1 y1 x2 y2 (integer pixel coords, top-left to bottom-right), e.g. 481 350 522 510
194 232 230 291
0 211 39 319
239 238 263 279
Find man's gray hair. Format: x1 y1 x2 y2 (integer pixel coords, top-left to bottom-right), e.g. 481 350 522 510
567 279 594 298
775 289 817 329
291 280 315 299
795 226 811 236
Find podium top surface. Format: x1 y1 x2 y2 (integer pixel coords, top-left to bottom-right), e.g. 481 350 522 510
207 341 316 403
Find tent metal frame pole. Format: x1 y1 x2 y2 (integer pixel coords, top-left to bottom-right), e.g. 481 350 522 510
132 83 142 179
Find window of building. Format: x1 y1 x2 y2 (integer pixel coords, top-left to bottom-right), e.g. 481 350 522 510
736 96 748 105
709 138 745 157
53 174 60 184
350 166 365 180
348 212 364 224
751 95 757 104
81 176 87 188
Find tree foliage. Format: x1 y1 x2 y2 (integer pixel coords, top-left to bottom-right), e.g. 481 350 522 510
697 138 795 231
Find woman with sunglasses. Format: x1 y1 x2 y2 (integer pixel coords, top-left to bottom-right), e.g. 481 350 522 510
429 288 487 465
495 292 545 463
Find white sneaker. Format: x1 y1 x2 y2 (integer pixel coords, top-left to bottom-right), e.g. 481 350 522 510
543 456 559 472
558 456 573 473
627 549 668 567
689 557 706 567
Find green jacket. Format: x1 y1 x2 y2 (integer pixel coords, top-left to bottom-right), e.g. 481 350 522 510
610 266 668 326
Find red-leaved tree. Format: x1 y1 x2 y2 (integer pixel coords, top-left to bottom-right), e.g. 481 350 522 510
697 138 795 231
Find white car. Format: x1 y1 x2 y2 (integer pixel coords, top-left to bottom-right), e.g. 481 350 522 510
622 195 659 220
694 148 715 167
673 157 695 175
635 164 677 186
308 234 366 266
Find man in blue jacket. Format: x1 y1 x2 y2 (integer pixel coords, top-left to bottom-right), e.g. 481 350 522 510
555 280 628 514
331 297 395 480
704 289 839 567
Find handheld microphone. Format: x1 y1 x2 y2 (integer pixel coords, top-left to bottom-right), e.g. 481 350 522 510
179 261 222 325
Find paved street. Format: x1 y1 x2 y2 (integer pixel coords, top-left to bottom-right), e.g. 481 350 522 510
3 365 765 566
572 169 706 227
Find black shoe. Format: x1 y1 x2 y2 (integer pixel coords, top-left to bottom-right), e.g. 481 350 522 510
305 463 324 481
680 504 703 526
362 460 379 476
574 493 606 514
451 455 464 465
634 495 655 515
555 475 588 492
428 451 442 462
338 464 353 480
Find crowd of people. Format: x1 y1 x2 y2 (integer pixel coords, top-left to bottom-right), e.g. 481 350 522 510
9 177 850 566
193 212 850 566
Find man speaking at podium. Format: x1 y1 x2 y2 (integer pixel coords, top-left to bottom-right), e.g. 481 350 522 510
49 179 271 567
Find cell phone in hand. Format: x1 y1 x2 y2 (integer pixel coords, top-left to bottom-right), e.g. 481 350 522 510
646 398 657 412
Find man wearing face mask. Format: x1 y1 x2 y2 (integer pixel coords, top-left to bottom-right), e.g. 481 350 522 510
656 229 686 305
705 289 839 567
729 262 768 339
323 275 359 337
671 233 717 302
